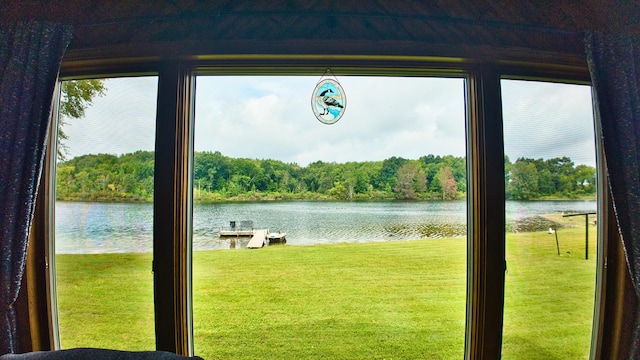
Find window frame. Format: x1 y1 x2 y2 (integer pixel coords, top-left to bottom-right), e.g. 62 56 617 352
27 55 612 359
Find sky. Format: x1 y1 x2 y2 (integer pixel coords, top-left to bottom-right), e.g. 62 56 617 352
63 75 596 167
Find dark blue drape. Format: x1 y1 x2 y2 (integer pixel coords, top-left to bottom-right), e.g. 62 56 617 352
0 22 72 355
585 31 640 359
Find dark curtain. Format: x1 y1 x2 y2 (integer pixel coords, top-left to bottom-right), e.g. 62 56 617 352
585 31 640 358
0 22 72 355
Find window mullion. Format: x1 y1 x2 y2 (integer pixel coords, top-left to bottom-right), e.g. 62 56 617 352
465 66 506 359
154 61 193 355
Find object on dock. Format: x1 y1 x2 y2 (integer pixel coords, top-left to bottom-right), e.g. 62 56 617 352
247 229 268 248
219 220 254 237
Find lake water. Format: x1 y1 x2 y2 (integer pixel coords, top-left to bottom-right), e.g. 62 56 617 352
55 200 597 254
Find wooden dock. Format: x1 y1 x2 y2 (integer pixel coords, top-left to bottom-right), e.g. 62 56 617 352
219 220 254 237
247 229 268 249
219 229 255 237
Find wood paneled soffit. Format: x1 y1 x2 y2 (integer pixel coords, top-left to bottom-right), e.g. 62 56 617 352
3 0 637 68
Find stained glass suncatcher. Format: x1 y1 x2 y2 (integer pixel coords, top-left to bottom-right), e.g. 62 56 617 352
311 79 346 125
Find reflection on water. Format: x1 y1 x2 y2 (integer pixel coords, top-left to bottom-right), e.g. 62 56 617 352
55 200 596 253
55 202 153 254
194 201 467 250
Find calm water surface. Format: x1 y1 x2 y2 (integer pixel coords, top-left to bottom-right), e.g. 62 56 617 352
55 200 596 254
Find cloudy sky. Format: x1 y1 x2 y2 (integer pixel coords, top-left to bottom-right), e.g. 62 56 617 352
63 75 596 167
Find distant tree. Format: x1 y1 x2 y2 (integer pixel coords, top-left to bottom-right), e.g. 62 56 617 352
435 166 457 200
58 80 106 161
546 157 575 195
536 168 555 196
328 181 348 199
377 156 408 191
393 162 426 200
573 164 597 195
508 160 539 200
419 154 441 185
341 170 356 200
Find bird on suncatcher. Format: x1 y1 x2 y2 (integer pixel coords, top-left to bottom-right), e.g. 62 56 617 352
316 88 344 116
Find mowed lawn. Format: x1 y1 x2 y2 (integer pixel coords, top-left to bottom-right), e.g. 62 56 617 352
502 225 597 360
56 226 596 359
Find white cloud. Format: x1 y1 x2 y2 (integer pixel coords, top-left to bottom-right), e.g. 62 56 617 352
64 75 596 168
502 80 596 166
193 76 467 165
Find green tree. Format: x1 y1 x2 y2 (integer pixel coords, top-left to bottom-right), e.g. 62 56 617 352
58 80 106 161
508 160 539 200
377 156 408 191
573 164 596 195
545 157 575 196
328 181 348 199
393 162 426 200
193 151 231 191
537 168 555 196
435 166 457 200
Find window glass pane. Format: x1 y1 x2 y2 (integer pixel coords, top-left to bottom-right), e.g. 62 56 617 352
192 76 467 358
54 77 158 350
501 79 597 359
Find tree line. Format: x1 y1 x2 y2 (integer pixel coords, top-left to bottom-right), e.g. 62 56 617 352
55 151 595 202
505 156 596 200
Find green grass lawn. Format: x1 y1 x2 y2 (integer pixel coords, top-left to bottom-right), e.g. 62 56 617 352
56 226 596 359
55 252 155 349
502 225 597 360
192 240 467 359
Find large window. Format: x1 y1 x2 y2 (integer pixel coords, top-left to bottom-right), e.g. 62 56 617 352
53 77 158 350
191 75 468 358
40 62 604 359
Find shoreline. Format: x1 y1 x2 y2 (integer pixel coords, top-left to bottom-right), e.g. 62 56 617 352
54 196 596 204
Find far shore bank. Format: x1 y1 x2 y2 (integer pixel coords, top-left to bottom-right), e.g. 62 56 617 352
55 194 596 204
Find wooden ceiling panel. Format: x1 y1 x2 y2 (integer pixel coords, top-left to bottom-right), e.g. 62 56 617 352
2 0 637 62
